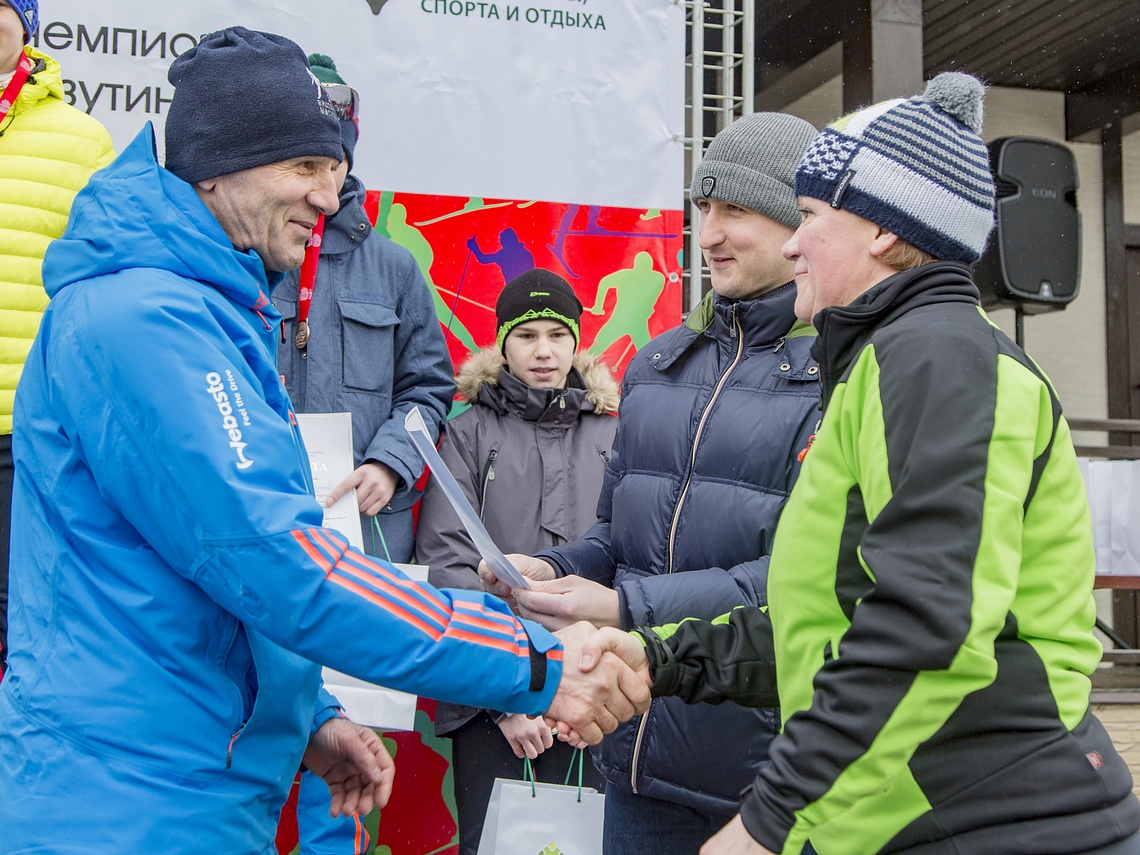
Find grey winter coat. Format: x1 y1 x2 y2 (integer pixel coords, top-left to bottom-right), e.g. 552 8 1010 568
416 345 619 734
272 175 455 562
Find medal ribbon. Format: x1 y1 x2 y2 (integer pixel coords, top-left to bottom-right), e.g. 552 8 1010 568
295 213 325 349
0 52 35 126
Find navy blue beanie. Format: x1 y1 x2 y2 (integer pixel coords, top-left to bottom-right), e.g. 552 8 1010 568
164 27 343 184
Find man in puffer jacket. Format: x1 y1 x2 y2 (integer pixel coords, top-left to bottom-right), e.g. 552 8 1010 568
483 114 821 855
418 270 617 855
0 0 113 675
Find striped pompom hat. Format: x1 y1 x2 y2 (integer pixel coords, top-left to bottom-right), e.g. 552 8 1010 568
793 72 995 263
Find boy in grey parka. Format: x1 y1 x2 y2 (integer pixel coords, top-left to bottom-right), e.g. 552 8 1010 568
417 270 618 855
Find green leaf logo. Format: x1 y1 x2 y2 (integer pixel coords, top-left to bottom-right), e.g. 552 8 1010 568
539 845 563 855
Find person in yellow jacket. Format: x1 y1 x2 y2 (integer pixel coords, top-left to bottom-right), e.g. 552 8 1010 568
0 0 114 673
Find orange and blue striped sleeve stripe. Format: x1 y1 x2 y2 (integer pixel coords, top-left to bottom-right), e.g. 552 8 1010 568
291 527 529 655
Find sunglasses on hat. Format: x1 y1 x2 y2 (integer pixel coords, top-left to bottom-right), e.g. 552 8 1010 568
321 83 359 122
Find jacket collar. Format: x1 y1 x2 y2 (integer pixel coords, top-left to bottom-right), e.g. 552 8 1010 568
493 366 591 426
9 47 60 115
811 261 980 408
652 282 803 371
321 175 374 254
455 345 620 418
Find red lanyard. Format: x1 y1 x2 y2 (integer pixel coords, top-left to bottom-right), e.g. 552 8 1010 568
0 52 35 125
294 213 325 350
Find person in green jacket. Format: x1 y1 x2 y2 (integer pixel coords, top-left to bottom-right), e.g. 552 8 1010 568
571 73 1140 855
0 0 113 674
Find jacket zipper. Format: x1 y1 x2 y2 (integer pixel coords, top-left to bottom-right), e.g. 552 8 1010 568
664 305 744 575
632 305 745 794
226 721 247 769
478 449 498 522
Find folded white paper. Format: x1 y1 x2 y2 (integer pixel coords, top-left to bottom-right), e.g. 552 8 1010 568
405 406 532 590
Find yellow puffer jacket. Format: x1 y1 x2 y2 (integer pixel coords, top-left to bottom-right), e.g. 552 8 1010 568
0 46 114 433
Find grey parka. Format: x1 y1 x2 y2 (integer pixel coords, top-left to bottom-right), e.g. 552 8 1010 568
416 345 619 733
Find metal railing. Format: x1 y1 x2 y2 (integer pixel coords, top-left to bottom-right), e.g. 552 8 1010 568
684 0 754 313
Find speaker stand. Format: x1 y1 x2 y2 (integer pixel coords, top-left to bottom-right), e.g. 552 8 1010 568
1014 304 1025 349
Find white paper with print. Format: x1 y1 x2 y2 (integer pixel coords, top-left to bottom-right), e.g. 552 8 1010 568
296 412 364 552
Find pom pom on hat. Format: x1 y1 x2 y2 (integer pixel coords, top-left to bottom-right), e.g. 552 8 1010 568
923 71 985 134
307 53 347 85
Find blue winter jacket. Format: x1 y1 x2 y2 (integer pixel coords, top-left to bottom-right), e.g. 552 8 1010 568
273 175 454 562
542 284 819 815
0 126 562 854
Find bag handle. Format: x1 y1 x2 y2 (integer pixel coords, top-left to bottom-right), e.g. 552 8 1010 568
370 516 392 561
521 748 588 802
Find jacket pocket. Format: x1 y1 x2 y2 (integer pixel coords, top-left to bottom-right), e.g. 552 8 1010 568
276 299 298 322
338 300 399 394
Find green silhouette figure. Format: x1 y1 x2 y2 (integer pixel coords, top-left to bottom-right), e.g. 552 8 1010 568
373 190 396 240
386 203 478 352
588 251 665 356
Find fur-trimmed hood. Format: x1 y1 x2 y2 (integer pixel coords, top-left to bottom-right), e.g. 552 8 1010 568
455 345 620 415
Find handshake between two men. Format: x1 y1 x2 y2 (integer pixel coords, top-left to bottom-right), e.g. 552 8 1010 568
478 553 777 742
313 553 774 851
480 552 649 742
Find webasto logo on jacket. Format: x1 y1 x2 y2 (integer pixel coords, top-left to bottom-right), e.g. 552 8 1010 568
206 370 254 470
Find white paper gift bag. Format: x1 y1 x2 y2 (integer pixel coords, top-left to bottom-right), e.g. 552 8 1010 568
477 753 604 855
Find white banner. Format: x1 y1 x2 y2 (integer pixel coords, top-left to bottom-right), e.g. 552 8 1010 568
35 0 684 209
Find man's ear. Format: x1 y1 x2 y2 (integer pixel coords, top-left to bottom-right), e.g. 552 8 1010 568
869 227 899 258
195 177 219 193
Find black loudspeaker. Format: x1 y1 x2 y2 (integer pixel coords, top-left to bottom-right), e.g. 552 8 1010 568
974 136 1081 314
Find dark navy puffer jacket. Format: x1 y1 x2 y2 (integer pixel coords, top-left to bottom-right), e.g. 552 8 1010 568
541 283 819 815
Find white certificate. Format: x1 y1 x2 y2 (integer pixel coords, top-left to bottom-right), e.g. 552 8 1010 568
296 412 364 552
297 411 425 731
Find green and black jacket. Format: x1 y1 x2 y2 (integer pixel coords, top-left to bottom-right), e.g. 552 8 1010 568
643 262 1140 854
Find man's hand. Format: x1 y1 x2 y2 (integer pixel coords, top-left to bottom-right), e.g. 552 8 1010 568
326 462 400 517
497 713 555 760
515 575 621 631
543 621 650 745
478 554 557 601
548 627 650 745
700 815 776 854
302 718 395 817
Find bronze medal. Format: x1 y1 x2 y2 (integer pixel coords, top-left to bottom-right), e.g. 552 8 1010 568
294 320 310 350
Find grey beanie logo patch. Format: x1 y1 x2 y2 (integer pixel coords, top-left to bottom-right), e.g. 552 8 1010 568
701 176 716 197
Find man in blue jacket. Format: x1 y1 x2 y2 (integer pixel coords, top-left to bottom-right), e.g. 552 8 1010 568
0 27 649 855
485 112 821 854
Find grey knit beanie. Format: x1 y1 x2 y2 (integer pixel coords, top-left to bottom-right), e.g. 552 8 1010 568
794 72 995 263
690 112 818 228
